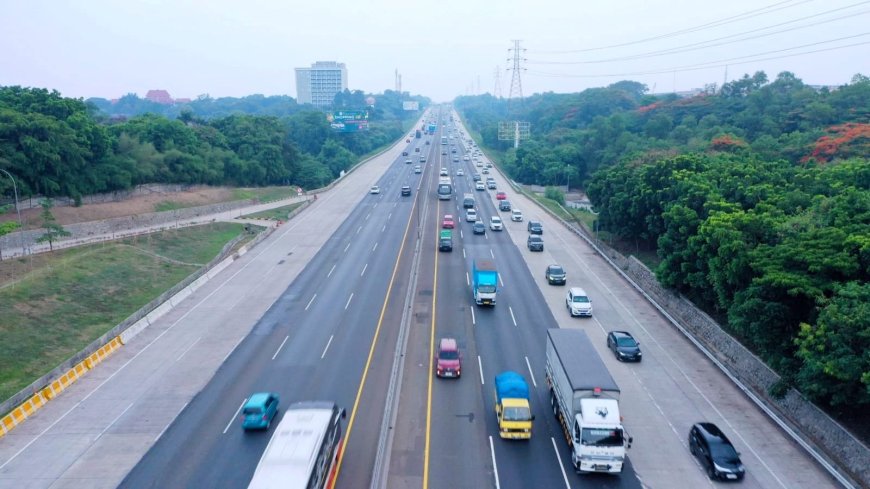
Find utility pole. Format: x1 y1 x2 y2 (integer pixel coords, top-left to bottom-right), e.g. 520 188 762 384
493 65 502 98
499 40 530 148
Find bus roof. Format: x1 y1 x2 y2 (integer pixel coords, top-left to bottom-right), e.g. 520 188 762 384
247 402 336 489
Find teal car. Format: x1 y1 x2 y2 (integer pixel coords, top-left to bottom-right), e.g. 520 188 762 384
241 392 279 430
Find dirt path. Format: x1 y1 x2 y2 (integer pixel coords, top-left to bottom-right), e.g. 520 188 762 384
4 186 236 228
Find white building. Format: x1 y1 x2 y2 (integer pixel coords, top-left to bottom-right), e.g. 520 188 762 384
295 61 348 108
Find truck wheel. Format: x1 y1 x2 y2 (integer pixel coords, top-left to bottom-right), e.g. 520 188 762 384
551 393 558 417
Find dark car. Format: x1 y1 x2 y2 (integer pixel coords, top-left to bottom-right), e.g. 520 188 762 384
499 200 511 212
401 185 411 196
528 220 543 235
472 173 481 182
689 423 745 481
527 235 544 251
472 221 486 235
402 151 408 156
545 264 566 285
606 331 642 362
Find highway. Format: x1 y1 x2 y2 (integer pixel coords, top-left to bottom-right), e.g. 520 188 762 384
0 107 841 489
384 111 838 489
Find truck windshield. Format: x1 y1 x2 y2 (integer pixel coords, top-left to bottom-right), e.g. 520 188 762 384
581 428 624 447
478 284 496 294
503 406 531 421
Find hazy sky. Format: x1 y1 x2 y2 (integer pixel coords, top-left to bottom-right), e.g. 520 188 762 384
3 0 869 102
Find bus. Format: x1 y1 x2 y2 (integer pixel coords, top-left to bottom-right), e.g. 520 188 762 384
247 401 347 489
437 177 453 200
441 136 448 145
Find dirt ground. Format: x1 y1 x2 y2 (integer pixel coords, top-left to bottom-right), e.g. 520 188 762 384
3 186 237 229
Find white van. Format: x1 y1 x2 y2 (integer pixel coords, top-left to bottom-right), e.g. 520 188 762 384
511 209 523 222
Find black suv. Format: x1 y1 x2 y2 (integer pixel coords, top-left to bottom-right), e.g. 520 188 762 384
606 331 642 362
689 423 745 481
499 200 511 212
545 265 566 285
527 235 544 251
527 220 543 234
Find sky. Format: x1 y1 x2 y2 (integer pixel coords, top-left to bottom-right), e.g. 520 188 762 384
2 0 869 102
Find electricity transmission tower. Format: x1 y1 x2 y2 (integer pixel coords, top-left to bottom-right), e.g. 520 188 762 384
499 40 530 148
493 65 502 98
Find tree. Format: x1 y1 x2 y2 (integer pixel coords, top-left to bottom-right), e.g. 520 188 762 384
35 199 70 251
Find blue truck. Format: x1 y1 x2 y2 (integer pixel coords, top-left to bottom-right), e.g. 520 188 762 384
494 371 534 439
427 123 437 135
472 259 498 306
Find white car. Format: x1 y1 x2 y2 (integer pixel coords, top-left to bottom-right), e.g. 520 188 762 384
475 182 485 191
511 209 523 222
456 169 464 176
466 209 478 222
463 155 470 161
490 216 503 231
370 185 380 194
440 168 449 176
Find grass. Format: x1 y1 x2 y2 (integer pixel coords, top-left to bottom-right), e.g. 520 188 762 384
241 202 305 221
153 201 187 212
231 186 300 202
0 222 249 402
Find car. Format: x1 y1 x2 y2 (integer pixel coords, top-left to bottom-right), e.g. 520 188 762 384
466 209 478 222
463 155 470 161
527 220 543 234
456 169 464 176
482 168 490 174
414 165 422 174
487 181 497 190
406 139 410 143
241 392 279 430
472 221 486 234
607 331 642 362
442 150 448 155
442 214 455 229
689 423 745 481
451 148 457 153
566 287 593 317
435 338 462 377
415 147 420 152
472 173 481 181
545 264 566 285
370 185 380 194
439 229 453 251
426 140 430 145
486 163 493 169
511 209 523 221
499 200 511 212
405 159 413 164
527 235 544 251
490 216 503 231
420 156 426 162
475 182 485 191
440 168 449 176
402 151 409 156
401 185 411 196
496 191 507 200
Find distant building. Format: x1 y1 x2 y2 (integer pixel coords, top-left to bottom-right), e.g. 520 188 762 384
295 61 348 108
145 89 174 105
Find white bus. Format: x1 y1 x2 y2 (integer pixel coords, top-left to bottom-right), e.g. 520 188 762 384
437 176 453 200
248 402 346 489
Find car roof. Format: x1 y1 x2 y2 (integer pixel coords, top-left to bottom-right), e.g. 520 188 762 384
547 264 563 270
568 287 586 295
529 235 543 241
610 330 633 339
439 338 458 350
695 422 731 442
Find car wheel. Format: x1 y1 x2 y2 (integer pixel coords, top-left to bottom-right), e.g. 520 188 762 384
551 393 558 417
689 442 696 456
707 464 715 480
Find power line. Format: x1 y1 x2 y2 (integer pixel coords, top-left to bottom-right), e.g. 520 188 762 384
527 38 870 78
528 2 870 65
535 0 814 54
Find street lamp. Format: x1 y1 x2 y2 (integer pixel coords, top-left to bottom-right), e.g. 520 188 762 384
0 168 25 257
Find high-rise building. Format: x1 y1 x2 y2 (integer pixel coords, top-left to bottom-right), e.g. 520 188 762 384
295 61 348 108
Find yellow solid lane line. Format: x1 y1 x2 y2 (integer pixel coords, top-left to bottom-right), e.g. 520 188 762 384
330 187 419 489
423 198 442 489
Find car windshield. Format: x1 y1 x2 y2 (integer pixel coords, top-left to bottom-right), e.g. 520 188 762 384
549 266 564 274
581 428 624 447
617 336 637 347
439 350 459 360
572 295 589 303
503 406 532 421
710 442 740 462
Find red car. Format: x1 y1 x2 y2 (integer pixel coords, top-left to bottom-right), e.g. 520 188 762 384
496 191 507 200
435 338 461 378
442 214 455 229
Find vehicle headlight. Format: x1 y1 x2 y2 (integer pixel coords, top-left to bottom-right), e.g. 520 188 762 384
713 463 731 473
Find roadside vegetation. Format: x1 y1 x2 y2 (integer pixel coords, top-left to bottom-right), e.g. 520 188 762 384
0 222 250 401
240 202 305 221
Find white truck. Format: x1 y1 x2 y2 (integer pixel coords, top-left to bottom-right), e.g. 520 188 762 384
545 328 632 475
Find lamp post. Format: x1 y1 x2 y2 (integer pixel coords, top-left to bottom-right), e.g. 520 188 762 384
0 168 25 257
